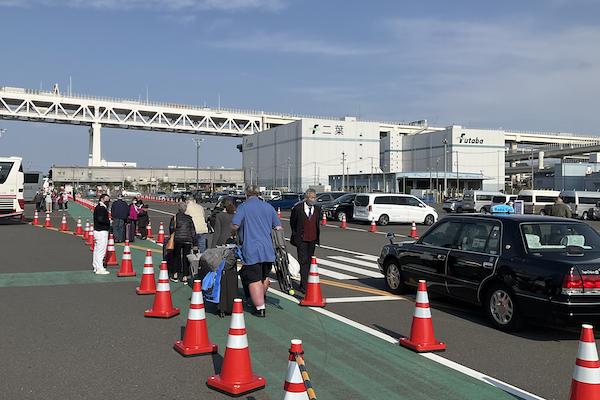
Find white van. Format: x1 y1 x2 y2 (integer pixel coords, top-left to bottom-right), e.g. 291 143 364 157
23 171 44 202
353 193 438 226
516 190 560 215
263 190 282 200
560 191 600 220
0 157 25 221
462 190 504 213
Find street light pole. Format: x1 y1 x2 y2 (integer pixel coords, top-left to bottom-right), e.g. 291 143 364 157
442 138 448 197
530 148 534 190
192 138 204 191
287 157 291 191
341 152 346 191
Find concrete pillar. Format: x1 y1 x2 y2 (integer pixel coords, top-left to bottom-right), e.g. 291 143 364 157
88 123 102 167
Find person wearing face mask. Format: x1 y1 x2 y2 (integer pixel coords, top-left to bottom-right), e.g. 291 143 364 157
289 188 321 295
128 197 141 242
92 194 111 275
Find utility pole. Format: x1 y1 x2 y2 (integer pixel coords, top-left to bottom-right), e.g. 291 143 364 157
442 138 448 197
341 152 347 191
192 138 204 191
530 148 534 190
369 157 374 192
456 151 460 195
436 159 439 202
287 157 291 191
314 162 317 186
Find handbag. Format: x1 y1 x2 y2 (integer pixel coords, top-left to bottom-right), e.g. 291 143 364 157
166 215 176 250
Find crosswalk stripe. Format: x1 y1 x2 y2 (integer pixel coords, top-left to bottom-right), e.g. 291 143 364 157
328 256 380 270
357 254 379 262
316 267 358 280
319 259 383 278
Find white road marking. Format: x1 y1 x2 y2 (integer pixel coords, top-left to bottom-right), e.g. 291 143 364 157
315 267 358 280
148 208 175 216
319 259 383 278
357 254 379 262
267 286 547 400
328 255 380 270
325 296 405 303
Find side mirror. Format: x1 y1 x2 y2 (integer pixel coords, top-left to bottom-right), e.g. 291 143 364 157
386 232 396 244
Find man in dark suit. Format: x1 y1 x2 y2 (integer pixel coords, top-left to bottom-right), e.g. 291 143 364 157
290 189 320 294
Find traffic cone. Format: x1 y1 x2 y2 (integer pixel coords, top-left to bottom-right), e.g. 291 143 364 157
59 213 69 232
207 298 265 395
144 260 179 318
277 207 282 219
156 222 165 245
174 280 218 356
399 280 445 352
147 221 154 239
74 218 83 235
83 220 90 240
33 210 39 225
340 214 347 229
136 252 157 295
44 212 52 228
321 212 327 226
104 234 118 267
369 218 377 233
89 228 95 252
410 221 419 239
283 339 309 400
300 257 326 307
570 324 600 400
117 240 136 277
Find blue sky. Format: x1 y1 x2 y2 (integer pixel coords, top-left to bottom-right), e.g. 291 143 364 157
1 0 600 172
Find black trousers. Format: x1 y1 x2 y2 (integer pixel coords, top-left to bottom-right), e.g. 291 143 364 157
296 241 317 291
173 241 192 278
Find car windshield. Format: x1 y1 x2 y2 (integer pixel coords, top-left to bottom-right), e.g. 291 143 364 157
334 194 355 203
354 195 369 207
521 222 600 253
492 196 506 203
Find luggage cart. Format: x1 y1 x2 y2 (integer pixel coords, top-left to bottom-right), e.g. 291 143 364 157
272 229 295 295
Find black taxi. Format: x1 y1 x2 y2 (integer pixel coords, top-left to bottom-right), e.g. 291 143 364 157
378 214 600 331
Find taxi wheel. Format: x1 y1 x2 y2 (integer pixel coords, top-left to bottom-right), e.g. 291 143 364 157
384 260 405 294
484 284 523 332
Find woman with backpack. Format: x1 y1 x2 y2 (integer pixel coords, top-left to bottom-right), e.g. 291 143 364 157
168 202 197 283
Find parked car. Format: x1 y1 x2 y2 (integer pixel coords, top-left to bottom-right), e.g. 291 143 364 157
378 214 600 331
353 193 438 226
156 191 168 201
316 192 348 203
516 189 560 215
322 193 356 221
442 198 463 213
560 190 600 220
121 189 142 198
262 190 282 200
267 193 303 210
481 195 518 213
207 194 246 231
462 190 504 213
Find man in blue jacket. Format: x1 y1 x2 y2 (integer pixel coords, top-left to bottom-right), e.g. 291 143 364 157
110 195 129 243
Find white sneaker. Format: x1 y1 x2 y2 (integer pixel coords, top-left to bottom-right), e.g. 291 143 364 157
95 269 110 275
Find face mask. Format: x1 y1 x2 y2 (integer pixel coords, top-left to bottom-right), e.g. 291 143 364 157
307 199 317 206
133 201 137 204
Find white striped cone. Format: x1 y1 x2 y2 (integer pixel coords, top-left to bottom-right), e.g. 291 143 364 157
207 298 265 395
117 240 135 277
60 214 69 231
156 222 165 245
88 226 95 251
75 218 83 235
399 280 445 352
300 256 325 307
144 261 179 317
136 251 157 294
104 234 118 266
33 210 39 225
283 339 309 400
174 279 218 355
570 324 600 399
83 220 90 240
147 221 154 238
44 212 52 228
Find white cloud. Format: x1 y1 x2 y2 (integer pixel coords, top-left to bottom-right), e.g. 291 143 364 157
0 0 286 11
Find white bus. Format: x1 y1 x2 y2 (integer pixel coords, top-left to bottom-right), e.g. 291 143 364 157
516 189 560 215
23 170 44 202
0 157 25 221
560 190 600 220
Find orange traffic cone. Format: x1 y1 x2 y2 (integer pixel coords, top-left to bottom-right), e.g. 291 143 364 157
33 210 39 225
207 298 265 395
87 224 95 248
147 221 154 239
156 222 165 245
300 257 326 307
104 234 118 266
283 339 309 400
369 218 377 233
400 280 445 352
340 214 347 229
117 240 136 277
44 212 52 228
570 324 600 400
74 217 83 235
60 213 69 232
174 279 218 356
320 212 327 226
144 261 179 318
83 220 90 240
410 221 419 239
277 207 282 219
136 252 157 295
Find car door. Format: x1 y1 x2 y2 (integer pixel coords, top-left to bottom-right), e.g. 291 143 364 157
406 196 427 222
400 220 462 293
446 220 501 303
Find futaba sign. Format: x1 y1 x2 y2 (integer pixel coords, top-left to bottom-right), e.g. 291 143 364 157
458 133 484 144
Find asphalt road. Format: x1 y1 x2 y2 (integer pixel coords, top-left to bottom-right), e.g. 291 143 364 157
1 199 592 400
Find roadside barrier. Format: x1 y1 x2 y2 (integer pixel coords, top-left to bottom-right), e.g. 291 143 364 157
300 256 326 307
117 240 136 277
156 222 165 245
75 218 83 236
44 211 52 228
60 213 69 232
104 234 118 266
284 339 312 400
399 280 445 352
174 279 218 356
136 253 157 295
33 210 39 225
340 214 347 229
570 324 600 400
369 218 377 233
410 221 419 239
207 298 265 395
144 261 179 318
